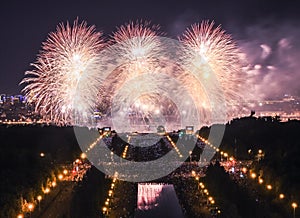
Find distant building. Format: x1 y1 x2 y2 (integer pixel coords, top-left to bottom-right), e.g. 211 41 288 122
185 126 194 135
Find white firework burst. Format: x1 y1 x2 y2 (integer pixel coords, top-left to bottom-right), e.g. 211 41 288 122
21 19 105 125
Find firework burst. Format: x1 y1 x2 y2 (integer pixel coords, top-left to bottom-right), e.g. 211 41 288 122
21 19 105 125
110 21 163 77
180 20 245 118
90 20 245 130
21 19 246 129
96 21 165 123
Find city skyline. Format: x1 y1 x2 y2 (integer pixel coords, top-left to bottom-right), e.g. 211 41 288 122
1 93 299 125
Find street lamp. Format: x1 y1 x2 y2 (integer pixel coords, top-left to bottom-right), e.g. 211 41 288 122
28 203 34 218
63 169 68 175
37 195 42 211
102 206 108 215
204 189 209 195
207 196 213 205
224 153 228 161
279 194 285 199
44 187 50 194
189 151 192 162
110 151 114 162
108 188 113 197
191 170 196 176
80 153 86 159
220 151 224 162
200 183 205 189
58 174 63 180
292 202 297 218
17 214 24 218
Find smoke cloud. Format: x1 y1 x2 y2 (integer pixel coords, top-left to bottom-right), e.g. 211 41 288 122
239 20 300 100
169 15 300 102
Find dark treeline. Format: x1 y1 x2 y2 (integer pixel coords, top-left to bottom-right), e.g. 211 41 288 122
204 162 289 218
0 125 81 217
200 117 300 217
1 117 300 217
70 166 106 218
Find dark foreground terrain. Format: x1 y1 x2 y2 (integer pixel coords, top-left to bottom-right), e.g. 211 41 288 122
0 117 300 217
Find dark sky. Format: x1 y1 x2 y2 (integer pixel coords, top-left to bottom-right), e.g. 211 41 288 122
1 0 300 94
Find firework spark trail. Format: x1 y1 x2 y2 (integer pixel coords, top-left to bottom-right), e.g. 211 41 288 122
111 21 162 62
21 19 246 129
104 21 163 90
93 21 200 131
97 20 241 130
21 19 105 125
180 20 246 119
94 21 166 122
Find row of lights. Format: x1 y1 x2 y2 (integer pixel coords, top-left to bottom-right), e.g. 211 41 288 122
198 135 298 216
249 168 298 214
102 136 130 215
191 170 221 215
85 131 120 215
166 134 183 158
197 135 232 161
17 151 87 218
85 133 104 153
17 175 60 218
121 135 132 159
122 145 129 159
102 173 118 216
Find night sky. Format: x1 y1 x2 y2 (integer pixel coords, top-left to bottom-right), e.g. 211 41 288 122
1 0 300 97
